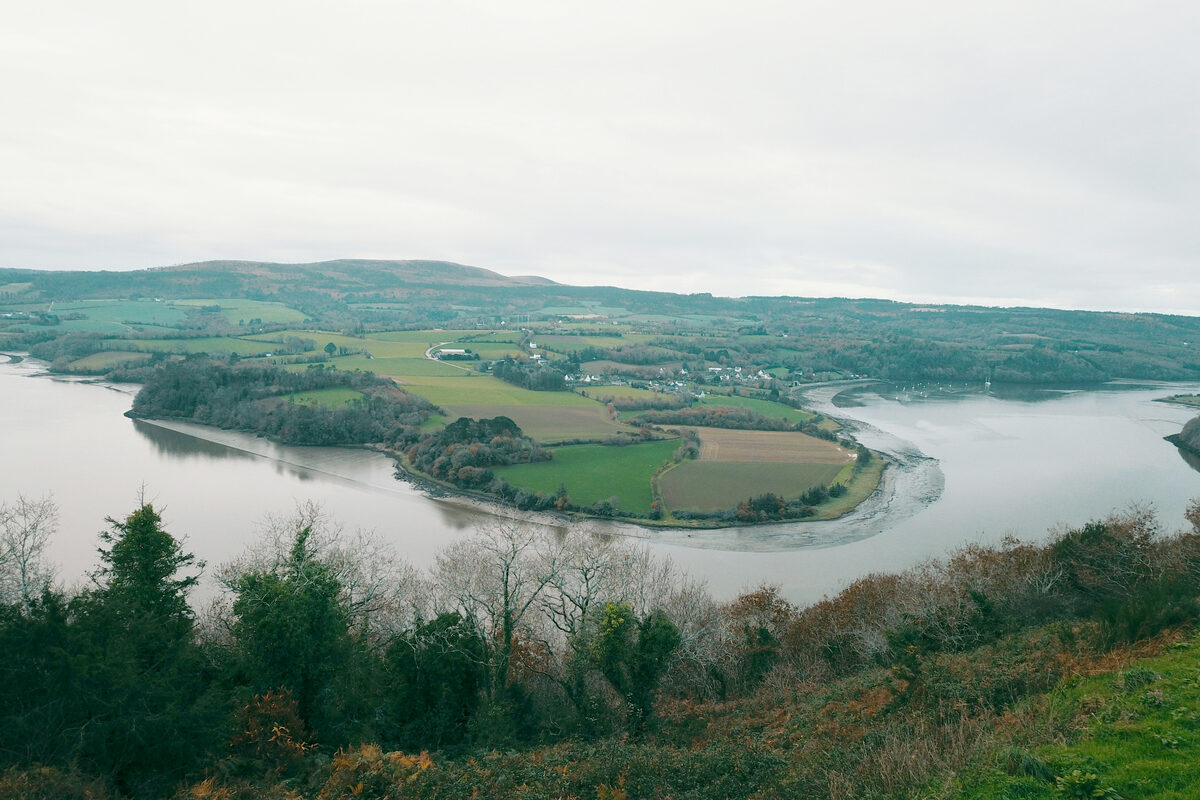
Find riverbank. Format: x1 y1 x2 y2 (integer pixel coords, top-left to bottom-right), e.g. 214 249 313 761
370 441 887 531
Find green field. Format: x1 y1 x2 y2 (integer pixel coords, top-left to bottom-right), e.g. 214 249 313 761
443 404 636 443
459 330 524 343
50 299 191 328
252 331 429 359
282 387 364 407
493 439 679 514
111 336 280 355
397 375 601 409
699 394 815 423
658 461 844 511
538 306 632 318
65 351 154 371
456 342 525 358
368 329 484 343
333 356 465 378
535 334 654 350
174 298 309 325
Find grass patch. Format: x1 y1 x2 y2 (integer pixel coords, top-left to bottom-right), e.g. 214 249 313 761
699 394 815 423
539 305 633 318
494 439 679 514
457 342 525 358
112 337 280 355
250 331 428 359
816 457 884 519
333 356 466 378
536 334 655 350
368 329 484 342
659 461 844 511
49 299 191 328
1162 394 1200 408
64 351 154 371
398 376 602 409
959 632 1200 800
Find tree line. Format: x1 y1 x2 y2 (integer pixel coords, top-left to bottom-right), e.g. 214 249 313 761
129 359 439 446
0 496 701 797
4 494 1200 797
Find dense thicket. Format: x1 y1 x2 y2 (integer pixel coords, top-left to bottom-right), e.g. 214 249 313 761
634 405 798 431
130 359 438 445
490 357 572 391
403 415 548 488
3 497 1200 798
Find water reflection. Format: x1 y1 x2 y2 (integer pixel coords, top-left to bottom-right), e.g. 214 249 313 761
832 380 1181 408
1177 446 1200 475
7 356 1200 606
134 419 257 462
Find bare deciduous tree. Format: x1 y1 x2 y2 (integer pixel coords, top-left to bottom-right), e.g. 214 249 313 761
0 493 58 610
434 519 562 697
214 501 424 645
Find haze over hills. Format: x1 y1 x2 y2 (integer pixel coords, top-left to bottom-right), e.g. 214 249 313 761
3 258 1200 385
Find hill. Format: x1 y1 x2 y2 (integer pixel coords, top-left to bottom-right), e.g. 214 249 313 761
3 258 1200 385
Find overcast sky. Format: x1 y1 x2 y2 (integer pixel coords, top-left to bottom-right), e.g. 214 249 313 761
2 1 1197 313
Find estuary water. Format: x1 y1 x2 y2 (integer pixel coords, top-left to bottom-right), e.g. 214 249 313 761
2 355 1199 606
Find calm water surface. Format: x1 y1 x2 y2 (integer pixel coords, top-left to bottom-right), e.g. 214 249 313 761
2 356 1198 605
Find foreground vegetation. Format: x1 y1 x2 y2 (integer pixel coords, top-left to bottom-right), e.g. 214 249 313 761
3 491 1200 798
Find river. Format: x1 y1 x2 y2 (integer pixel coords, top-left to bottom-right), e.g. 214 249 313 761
2 355 1198 606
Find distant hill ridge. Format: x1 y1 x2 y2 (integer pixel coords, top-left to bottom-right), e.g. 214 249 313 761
0 258 558 301
161 259 558 287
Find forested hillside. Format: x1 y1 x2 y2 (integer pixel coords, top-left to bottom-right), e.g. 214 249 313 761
3 495 1200 798
3 259 1200 383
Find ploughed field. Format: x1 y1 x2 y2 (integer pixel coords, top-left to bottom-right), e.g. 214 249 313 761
658 427 856 512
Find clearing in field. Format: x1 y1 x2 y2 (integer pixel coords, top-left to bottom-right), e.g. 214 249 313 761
681 427 855 464
442 404 638 443
493 439 678 515
282 387 364 408
658 461 845 511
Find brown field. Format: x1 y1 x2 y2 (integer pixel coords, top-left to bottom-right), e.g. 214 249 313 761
441 404 639 443
681 426 855 464
658 461 844 511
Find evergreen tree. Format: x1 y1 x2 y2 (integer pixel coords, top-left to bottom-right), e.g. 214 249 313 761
230 525 354 741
